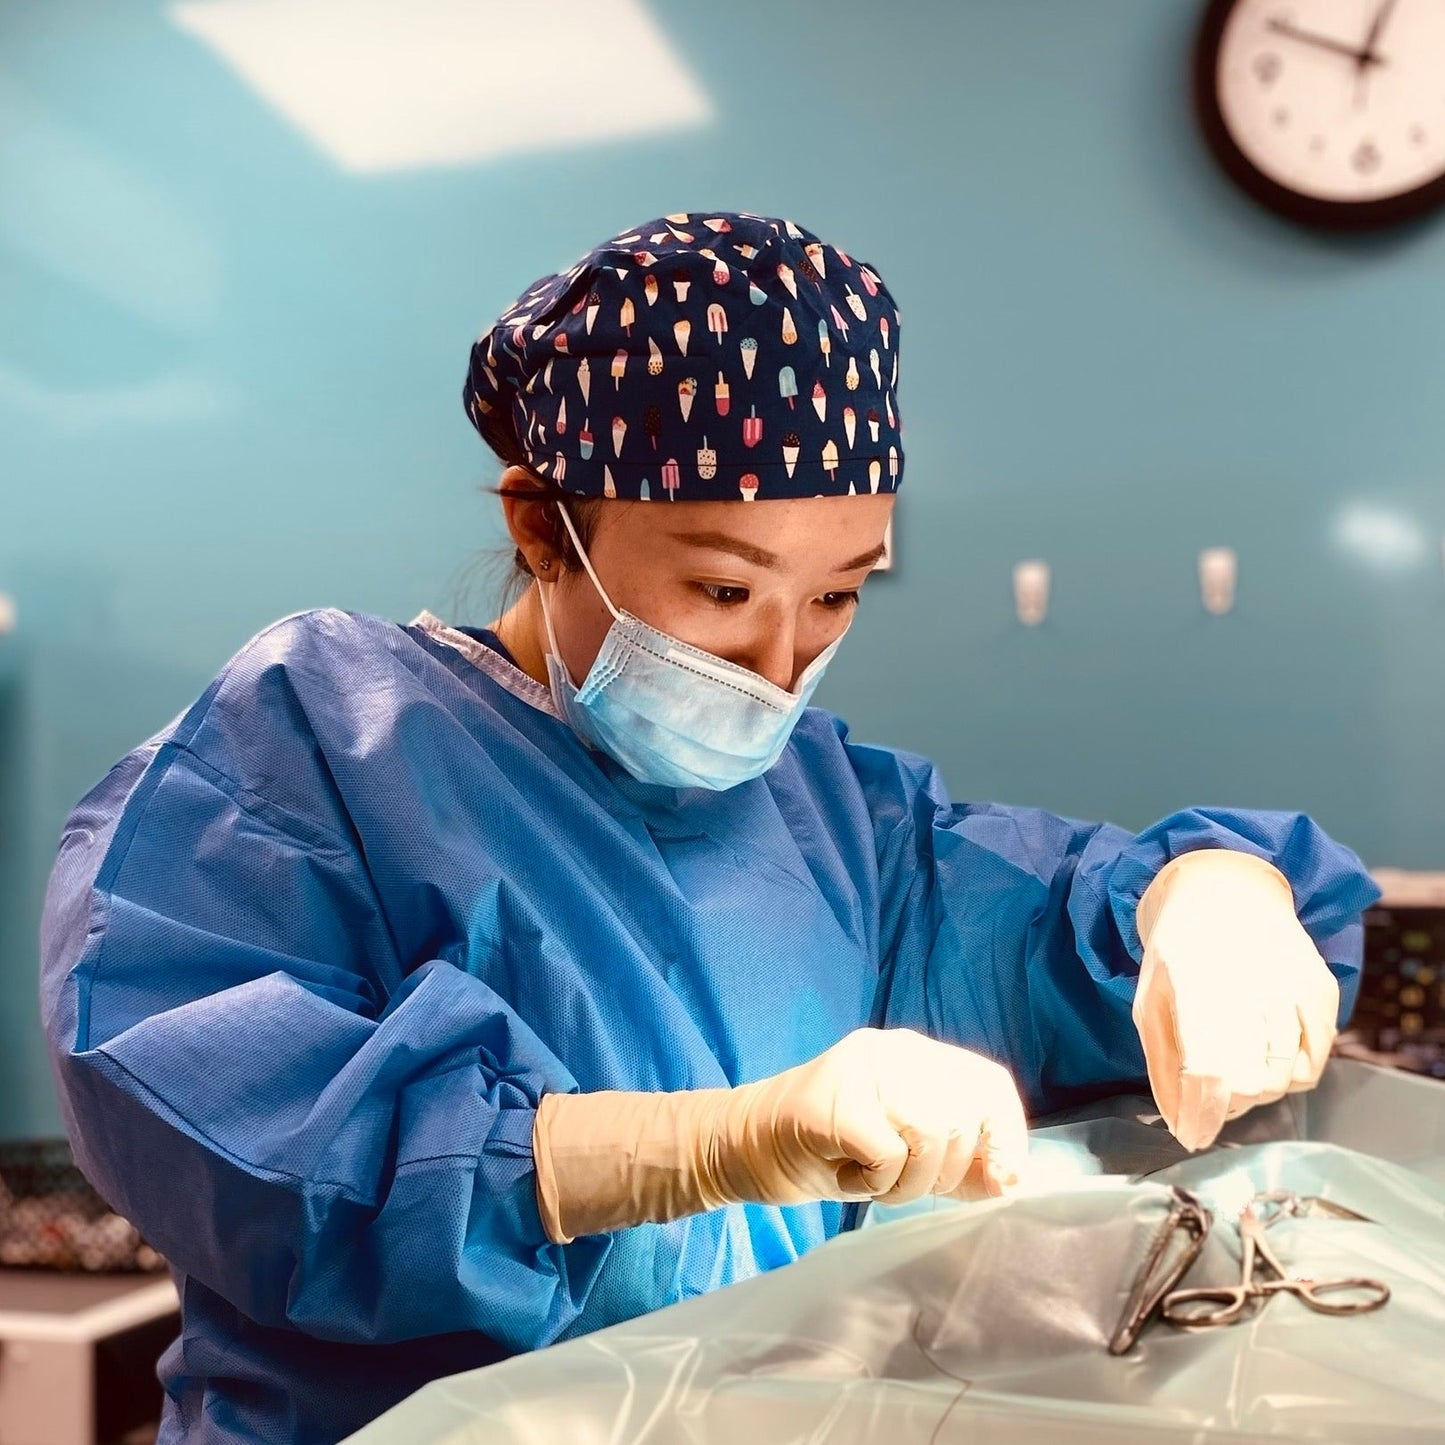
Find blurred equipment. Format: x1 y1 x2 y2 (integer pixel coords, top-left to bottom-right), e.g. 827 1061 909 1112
0 1142 175 1445
0 1272 178 1445
0 1142 166 1273
1337 870 1445 1079
1012 560 1050 626
1197 546 1237 615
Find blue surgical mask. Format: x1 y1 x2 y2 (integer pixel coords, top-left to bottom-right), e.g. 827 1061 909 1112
537 506 842 791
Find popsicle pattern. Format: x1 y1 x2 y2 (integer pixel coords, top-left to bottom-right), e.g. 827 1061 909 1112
466 212 903 501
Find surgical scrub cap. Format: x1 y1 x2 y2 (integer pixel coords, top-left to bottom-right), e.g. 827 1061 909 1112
465 212 903 502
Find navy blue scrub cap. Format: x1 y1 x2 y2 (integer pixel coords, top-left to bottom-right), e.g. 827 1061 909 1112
465 211 903 502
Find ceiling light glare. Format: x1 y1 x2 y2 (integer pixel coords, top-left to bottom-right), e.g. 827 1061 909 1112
170 0 713 174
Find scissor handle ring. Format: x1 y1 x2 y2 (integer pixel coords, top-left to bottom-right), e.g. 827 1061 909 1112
1281 1277 1393 1315
1160 1286 1254 1328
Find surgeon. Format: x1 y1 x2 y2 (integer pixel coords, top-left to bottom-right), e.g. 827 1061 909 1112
41 212 1378 1445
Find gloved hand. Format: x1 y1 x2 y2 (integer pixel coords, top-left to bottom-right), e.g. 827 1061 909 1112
1133 848 1340 1153
533 1027 1029 1243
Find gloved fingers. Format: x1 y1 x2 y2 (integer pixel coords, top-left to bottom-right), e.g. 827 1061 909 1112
942 1141 1034 1202
977 1076 1029 1194
818 1032 1029 1203
1136 991 1183 1142
1145 1061 1183 1141
944 1151 994 1202
879 1122 951 1204
931 1127 980 1198
1150 965 1288 1146
1173 1069 1232 1152
830 1090 910 1198
1288 964 1340 1090
1185 1003 1292 1134
884 1092 999 1196
833 1162 876 1198
1224 1095 1255 1122
835 1148 906 1199
1255 1001 1304 1104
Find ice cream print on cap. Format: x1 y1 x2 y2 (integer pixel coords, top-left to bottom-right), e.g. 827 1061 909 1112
465 213 904 501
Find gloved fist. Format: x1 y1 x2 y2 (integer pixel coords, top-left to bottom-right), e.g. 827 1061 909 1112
533 1028 1029 1242
710 1027 1029 1208
1133 849 1340 1154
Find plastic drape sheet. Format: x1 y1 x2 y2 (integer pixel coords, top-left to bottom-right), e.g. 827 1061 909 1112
344 1062 1445 1444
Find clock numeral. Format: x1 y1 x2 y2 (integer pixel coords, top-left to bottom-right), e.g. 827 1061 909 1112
1253 52 1282 85
1352 139 1382 174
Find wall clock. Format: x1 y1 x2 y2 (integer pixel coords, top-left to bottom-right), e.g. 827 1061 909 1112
1195 0 1445 228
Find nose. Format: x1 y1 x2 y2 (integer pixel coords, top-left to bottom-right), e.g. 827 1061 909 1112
729 612 798 692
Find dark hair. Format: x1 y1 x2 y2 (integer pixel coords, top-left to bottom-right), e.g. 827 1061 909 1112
489 466 608 610
483 392 623 606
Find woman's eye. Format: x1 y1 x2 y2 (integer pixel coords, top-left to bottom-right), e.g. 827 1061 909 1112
820 591 861 610
699 584 750 606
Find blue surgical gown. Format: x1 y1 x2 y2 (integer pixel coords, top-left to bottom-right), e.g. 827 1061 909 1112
39 609 1379 1444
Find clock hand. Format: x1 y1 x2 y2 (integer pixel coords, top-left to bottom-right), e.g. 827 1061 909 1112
1353 0 1399 105
1265 17 1388 66
1360 0 1400 60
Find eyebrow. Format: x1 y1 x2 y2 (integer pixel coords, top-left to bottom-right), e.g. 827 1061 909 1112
671 530 887 573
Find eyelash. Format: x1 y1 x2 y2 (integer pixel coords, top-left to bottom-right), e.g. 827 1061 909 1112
696 584 860 611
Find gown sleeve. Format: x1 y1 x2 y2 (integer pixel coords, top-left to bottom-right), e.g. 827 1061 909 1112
842 732 1381 1113
39 652 610 1352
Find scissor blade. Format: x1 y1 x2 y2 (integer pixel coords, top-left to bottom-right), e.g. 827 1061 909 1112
1253 1190 1375 1225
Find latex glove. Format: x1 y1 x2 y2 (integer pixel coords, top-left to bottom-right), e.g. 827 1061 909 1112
1133 849 1340 1153
533 1028 1029 1243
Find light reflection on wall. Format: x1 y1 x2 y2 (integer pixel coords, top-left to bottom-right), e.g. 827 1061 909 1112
168 0 713 174
1332 500 1429 572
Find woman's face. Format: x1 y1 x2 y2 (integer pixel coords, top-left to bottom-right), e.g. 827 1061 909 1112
517 482 895 693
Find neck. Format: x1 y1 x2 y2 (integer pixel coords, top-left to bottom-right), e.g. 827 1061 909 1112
490 584 552 687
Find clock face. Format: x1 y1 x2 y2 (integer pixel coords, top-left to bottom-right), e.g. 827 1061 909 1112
1197 0 1445 225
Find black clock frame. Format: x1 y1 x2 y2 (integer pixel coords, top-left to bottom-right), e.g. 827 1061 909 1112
1194 0 1445 230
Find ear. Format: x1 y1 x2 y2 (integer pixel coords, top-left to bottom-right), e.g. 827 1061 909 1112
499 466 561 575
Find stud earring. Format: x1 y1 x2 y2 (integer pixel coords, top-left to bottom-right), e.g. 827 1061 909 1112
538 558 553 573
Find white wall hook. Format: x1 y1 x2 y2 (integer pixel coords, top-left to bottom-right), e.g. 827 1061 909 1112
1198 547 1237 616
1013 560 1050 626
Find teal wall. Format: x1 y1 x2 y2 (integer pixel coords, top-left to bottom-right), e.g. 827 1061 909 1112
3 0 1443 1139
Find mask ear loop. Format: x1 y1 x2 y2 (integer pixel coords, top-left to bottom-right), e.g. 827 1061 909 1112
535 498 622 663
553 502 622 622
535 568 565 660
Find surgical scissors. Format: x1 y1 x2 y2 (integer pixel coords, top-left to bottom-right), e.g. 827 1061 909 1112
1162 1196 1391 1328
